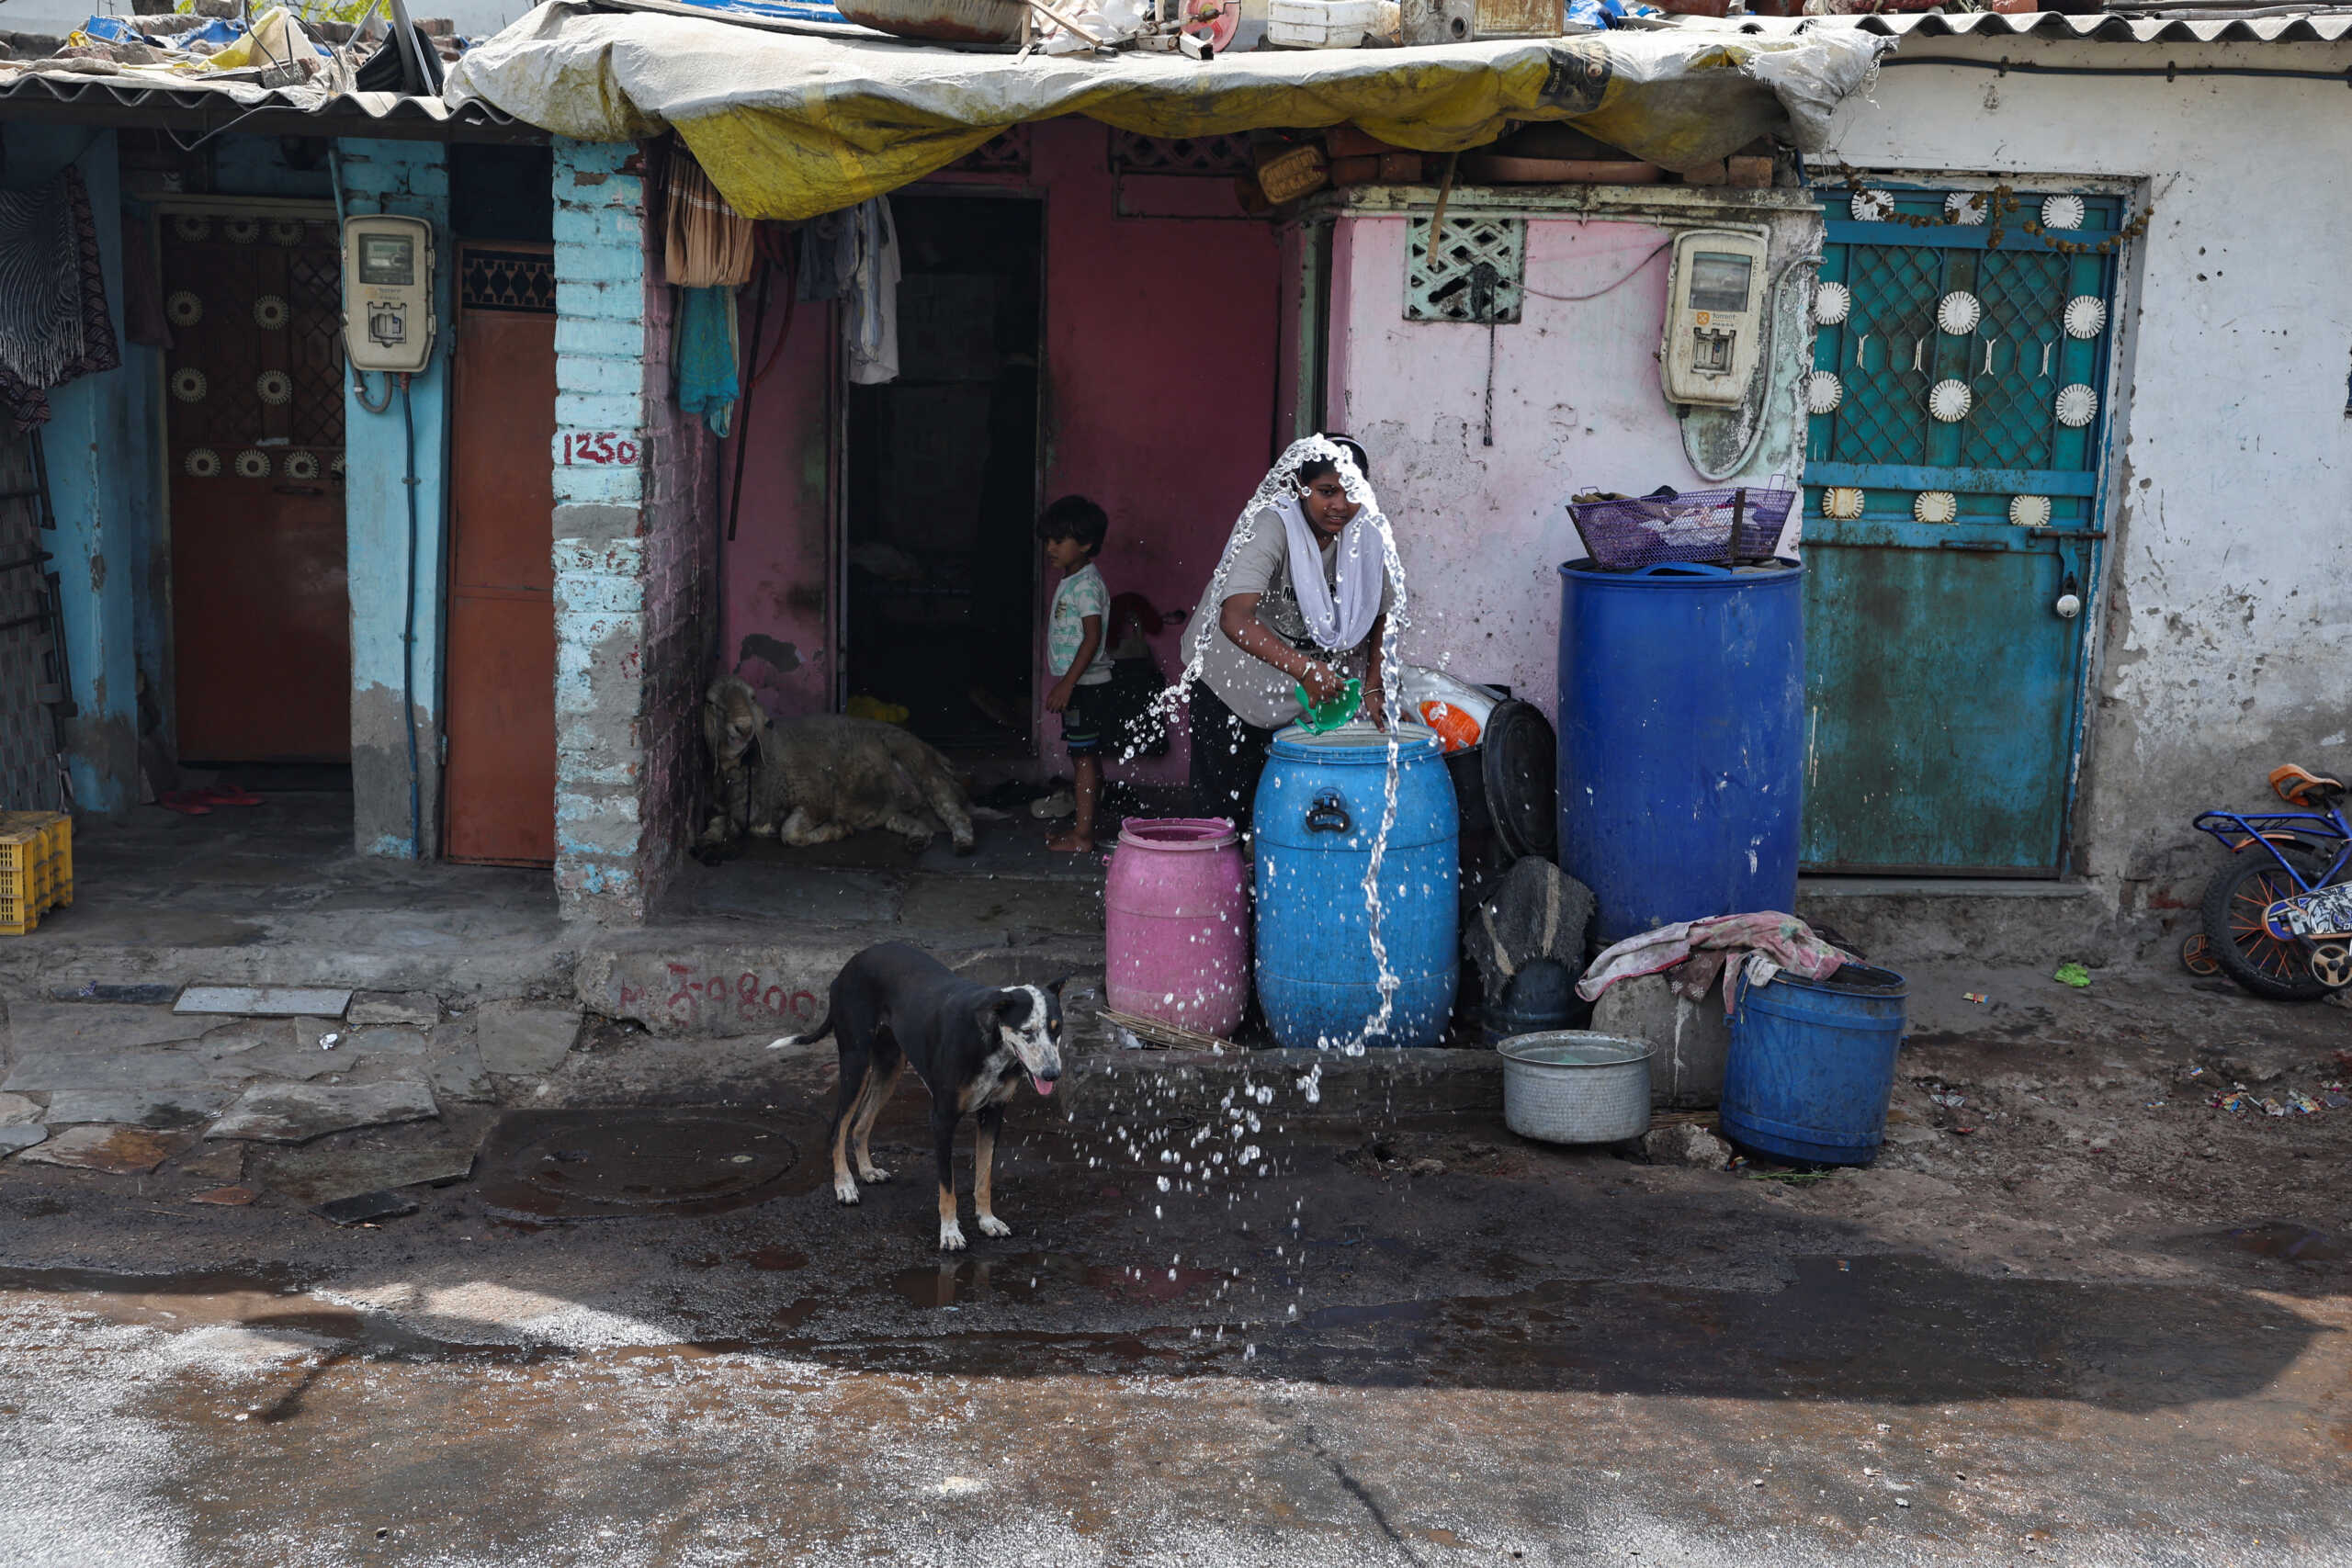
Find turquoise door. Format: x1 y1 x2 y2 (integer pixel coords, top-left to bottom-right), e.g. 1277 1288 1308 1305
1801 188 2121 875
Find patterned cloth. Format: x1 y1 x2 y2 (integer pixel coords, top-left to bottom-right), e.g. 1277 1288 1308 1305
0 167 119 432
1046 562 1111 685
1575 910 1850 1014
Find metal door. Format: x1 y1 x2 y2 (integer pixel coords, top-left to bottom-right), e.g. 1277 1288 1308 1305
1800 186 2121 875
164 211 350 761
443 245 557 866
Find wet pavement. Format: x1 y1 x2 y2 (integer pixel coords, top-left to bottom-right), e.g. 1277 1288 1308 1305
3 1066 2347 1567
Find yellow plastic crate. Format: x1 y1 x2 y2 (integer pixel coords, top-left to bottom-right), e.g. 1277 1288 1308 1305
0 811 70 932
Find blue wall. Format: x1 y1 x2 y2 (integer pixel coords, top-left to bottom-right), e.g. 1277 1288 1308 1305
335 139 453 859
6 126 157 813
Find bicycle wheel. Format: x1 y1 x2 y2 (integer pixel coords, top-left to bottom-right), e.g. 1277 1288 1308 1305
2199 859 2335 1001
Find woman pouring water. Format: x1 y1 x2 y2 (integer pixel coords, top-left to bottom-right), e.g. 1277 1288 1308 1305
1182 434 1398 831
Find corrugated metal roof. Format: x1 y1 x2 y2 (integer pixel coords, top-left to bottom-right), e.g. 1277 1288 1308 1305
1707 9 2352 44
0 62 527 135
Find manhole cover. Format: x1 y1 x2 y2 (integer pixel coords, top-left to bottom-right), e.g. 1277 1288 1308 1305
482 1114 798 1221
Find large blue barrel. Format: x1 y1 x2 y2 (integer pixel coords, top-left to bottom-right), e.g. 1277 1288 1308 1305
1255 726 1458 1048
1556 560 1804 944
1722 964 1908 1165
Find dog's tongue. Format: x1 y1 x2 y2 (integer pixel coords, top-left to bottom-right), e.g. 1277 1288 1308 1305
1032 1074 1056 1098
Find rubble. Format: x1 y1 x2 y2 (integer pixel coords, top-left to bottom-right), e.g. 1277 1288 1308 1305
1645 1122 1731 1168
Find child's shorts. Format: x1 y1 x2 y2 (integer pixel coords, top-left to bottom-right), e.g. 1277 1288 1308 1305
1060 682 1109 756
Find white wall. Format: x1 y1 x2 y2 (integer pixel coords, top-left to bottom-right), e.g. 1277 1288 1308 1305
1815 35 2352 918
1327 187 1817 715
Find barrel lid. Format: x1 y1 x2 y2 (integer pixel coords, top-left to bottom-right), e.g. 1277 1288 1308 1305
1480 700 1556 863
1116 817 1237 852
1269 721 1442 764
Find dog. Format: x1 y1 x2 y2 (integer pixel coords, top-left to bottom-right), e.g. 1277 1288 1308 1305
773 942 1065 1250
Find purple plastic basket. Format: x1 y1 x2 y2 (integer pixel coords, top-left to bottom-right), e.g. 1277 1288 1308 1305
1566 487 1798 572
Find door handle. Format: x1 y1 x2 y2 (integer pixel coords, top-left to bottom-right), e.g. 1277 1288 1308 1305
2054 569 2083 620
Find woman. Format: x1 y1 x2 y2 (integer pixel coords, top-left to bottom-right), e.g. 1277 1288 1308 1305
1183 434 1396 830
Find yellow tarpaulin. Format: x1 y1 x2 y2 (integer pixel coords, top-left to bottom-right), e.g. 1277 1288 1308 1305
447 2 1886 220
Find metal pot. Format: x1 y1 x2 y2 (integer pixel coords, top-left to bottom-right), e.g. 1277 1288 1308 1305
1498 1031 1652 1145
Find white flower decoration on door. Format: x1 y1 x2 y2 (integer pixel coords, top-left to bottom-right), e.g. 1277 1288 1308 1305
2040 195 2086 231
285 452 321 480
1822 487 1866 521
1944 191 1990 226
2064 296 2107 341
166 291 202 328
267 220 307 246
1814 281 1851 326
234 449 272 479
1804 371 1845 415
2009 495 2053 527
1914 491 1959 525
1928 379 1973 423
253 295 288 331
173 215 210 242
1849 191 1894 223
255 370 292 405
185 447 220 478
170 368 207 403
1936 291 1981 336
2054 384 2098 428
223 217 260 244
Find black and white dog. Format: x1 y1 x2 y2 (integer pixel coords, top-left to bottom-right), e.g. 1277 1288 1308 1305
772 942 1065 1250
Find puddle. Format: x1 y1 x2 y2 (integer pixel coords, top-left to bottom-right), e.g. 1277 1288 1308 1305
474 1109 808 1221
888 1252 1230 1310
742 1246 809 1272
2221 1222 2345 1265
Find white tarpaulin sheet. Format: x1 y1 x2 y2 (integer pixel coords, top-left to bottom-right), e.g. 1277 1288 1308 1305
447 2 1887 220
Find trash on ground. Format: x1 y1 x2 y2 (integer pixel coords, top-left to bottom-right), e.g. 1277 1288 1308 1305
311 1189 422 1226
1577 910 1849 1012
175 985 354 1019
2052 963 2092 988
1962 991 1989 1005
317 1032 341 1050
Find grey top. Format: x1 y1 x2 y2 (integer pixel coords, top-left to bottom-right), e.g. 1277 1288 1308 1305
1183 506 1396 731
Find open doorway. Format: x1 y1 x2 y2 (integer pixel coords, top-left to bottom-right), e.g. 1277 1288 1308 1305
842 193 1042 751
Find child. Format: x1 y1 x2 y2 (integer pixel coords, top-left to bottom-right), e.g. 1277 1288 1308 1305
1038 495 1114 852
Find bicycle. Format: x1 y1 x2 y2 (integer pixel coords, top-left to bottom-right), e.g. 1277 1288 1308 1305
2187 766 2352 1000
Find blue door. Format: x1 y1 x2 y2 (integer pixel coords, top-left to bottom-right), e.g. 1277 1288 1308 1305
1801 187 2122 875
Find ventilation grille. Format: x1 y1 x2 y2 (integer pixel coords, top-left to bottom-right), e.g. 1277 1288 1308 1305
461 248 556 313
1405 216 1524 324
1109 130 1257 176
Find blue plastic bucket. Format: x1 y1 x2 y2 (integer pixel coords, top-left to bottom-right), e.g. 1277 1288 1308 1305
1722 964 1908 1166
1557 559 1804 945
1254 724 1458 1049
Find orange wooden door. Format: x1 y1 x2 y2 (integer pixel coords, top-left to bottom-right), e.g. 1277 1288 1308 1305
443 246 557 865
164 213 351 761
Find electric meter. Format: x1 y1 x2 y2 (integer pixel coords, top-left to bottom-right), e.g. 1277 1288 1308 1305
1661 229 1769 409
341 215 436 375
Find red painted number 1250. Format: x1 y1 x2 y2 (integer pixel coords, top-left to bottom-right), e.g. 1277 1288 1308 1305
558 431 640 466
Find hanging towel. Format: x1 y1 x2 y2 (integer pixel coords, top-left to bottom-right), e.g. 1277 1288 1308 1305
675 285 740 438
844 197 899 386
0 167 120 431
663 149 756 289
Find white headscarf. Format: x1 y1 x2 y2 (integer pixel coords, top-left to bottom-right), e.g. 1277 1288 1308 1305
1281 496 1386 653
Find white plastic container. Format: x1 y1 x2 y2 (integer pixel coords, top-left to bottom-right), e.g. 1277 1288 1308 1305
1266 0 1398 47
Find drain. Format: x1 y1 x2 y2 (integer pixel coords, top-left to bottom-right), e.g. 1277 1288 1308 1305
480 1113 798 1221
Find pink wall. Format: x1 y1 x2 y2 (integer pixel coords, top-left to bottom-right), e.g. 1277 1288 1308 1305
1329 214 1700 722
719 291 834 720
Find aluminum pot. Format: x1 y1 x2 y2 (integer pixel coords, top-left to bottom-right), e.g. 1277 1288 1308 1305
1498 1031 1652 1145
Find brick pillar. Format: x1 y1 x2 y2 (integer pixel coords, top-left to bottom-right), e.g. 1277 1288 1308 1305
550 139 716 923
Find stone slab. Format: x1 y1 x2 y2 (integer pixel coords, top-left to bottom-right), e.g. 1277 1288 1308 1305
206 1081 439 1144
175 985 354 1018
1 1049 217 1094
476 1003 581 1077
173 1141 246 1182
19 1123 192 1173
1590 974 1732 1110
43 1087 236 1128
427 1045 493 1103
348 991 441 1028
0 1122 49 1155
0 1090 39 1124
259 1144 479 1205
5 1002 211 1055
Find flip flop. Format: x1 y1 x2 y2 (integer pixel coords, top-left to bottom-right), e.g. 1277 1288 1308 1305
158 792 212 816
197 784 262 807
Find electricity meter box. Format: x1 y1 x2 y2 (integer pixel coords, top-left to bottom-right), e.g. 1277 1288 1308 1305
341 215 437 375
1660 229 1768 409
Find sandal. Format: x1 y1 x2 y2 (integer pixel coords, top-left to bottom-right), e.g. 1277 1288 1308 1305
158 792 212 816
197 784 262 807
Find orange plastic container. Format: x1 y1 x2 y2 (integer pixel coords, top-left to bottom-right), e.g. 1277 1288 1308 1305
1419 700 1481 753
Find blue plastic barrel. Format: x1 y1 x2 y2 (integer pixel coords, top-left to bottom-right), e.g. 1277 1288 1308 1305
1254 725 1458 1048
1556 560 1804 944
1721 964 1908 1165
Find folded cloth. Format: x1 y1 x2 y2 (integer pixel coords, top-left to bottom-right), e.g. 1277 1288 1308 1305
0 167 119 431
663 148 757 289
1575 910 1849 1014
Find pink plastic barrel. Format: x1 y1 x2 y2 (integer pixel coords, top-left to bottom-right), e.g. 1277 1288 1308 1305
1105 818 1250 1038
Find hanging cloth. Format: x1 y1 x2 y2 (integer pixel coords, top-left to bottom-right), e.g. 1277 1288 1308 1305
675 285 741 438
662 148 756 289
1279 495 1385 653
0 167 120 431
844 196 899 386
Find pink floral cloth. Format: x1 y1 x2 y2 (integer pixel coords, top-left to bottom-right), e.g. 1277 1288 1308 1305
1574 911 1850 1014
